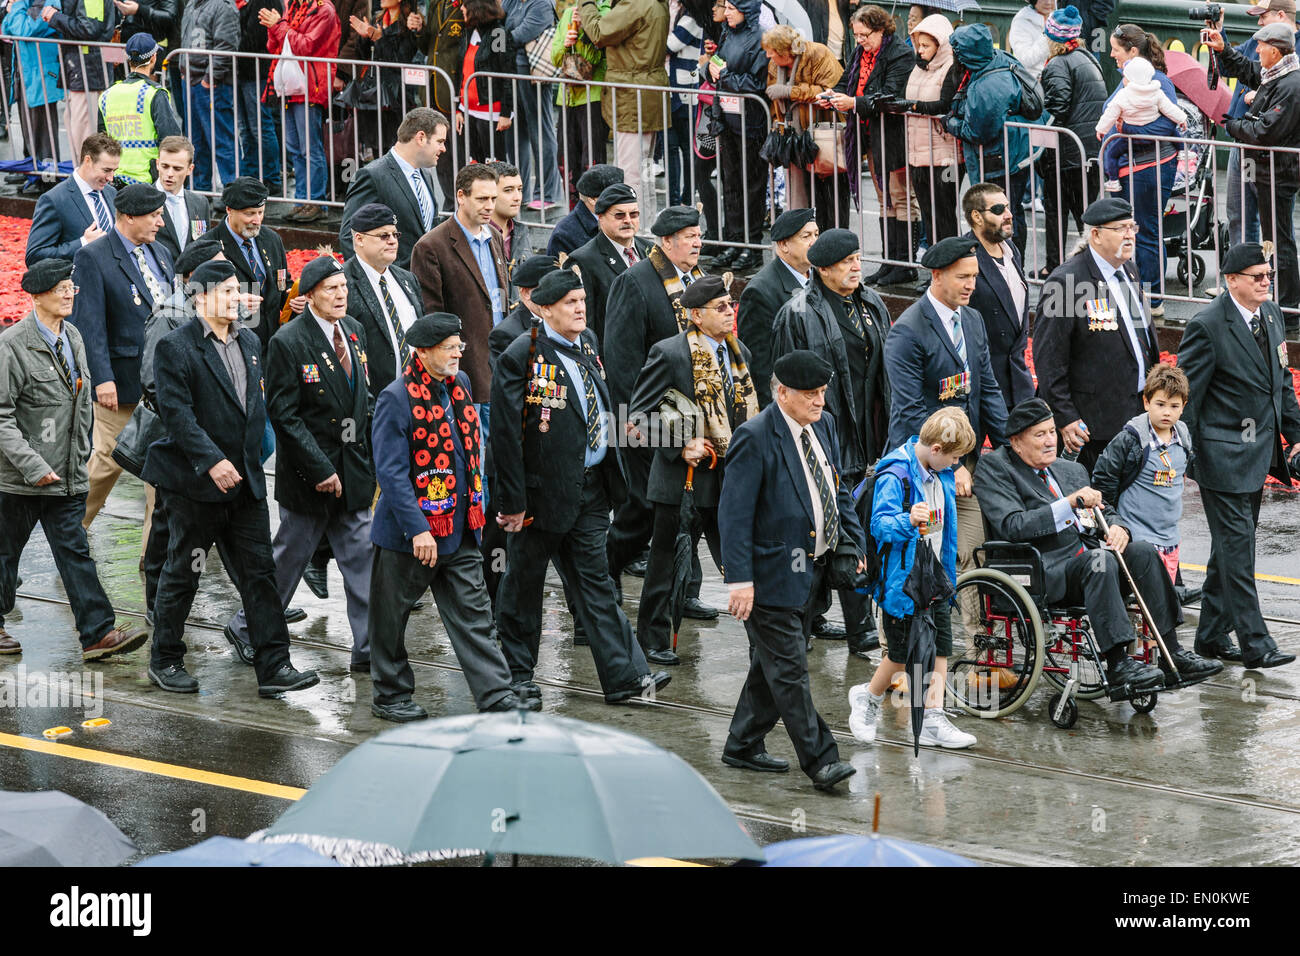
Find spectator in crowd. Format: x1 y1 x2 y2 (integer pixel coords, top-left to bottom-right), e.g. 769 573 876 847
488 160 533 302
691 0 725 246
552 0 609 205
264 0 342 223
152 136 212 263
412 0 466 207
503 0 563 211
42 0 117 158
762 24 847 234
1075 0 1114 47
547 162 622 257
1038 4 1105 276
179 0 239 194
25 133 119 266
457 0 517 164
945 23 1033 251
570 181 654 345
828 5 916 286
333 0 371 84
665 0 705 208
115 0 180 54
97 33 182 186
1007 0 1053 82
237 0 284 196
1096 57 1188 194
2 0 64 192
342 0 423 158
807 0 851 63
579 0 670 230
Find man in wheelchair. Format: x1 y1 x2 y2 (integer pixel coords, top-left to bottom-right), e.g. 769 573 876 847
974 399 1223 690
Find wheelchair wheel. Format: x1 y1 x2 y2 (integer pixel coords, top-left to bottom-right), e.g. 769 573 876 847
1040 619 1109 701
1048 692 1078 729
1131 691 1158 714
1176 254 1205 289
946 568 1044 719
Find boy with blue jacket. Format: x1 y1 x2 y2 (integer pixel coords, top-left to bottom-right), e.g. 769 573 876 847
849 406 978 748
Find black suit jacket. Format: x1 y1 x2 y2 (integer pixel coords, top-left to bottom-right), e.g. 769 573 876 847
218 220 290 353
1033 247 1160 445
629 331 754 508
143 317 268 502
604 257 698 410
1179 293 1300 493
338 152 442 270
341 255 424 396
489 302 539 371
154 189 212 265
965 232 1034 412
568 232 654 346
265 309 375 515
738 256 805 408
490 325 626 532
25 176 117 265
68 230 175 406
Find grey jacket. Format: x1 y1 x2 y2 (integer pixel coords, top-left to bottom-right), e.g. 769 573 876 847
179 0 240 85
0 314 94 496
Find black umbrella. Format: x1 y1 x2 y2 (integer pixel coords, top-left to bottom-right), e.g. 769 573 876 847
670 448 717 651
901 539 955 755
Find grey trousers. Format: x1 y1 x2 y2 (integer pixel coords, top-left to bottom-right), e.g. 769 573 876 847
369 539 514 710
227 505 372 662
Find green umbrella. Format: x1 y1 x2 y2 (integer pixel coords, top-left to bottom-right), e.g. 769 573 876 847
266 712 764 864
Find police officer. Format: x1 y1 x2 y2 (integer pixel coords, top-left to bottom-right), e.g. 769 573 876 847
97 33 183 186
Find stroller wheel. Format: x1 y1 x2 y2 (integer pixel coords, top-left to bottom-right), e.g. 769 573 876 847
1177 254 1206 290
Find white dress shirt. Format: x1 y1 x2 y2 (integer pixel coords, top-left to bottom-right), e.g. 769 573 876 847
357 256 418 362
781 258 810 288
1089 246 1149 391
162 187 189 252
391 148 438 230
926 289 966 367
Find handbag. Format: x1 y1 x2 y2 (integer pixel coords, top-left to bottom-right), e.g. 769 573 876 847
273 35 308 99
561 50 594 81
524 5 561 80
693 102 717 159
110 400 160 480
657 387 703 447
809 119 849 177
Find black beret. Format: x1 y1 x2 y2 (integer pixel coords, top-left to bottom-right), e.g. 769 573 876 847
350 202 398 235
1220 242 1269 275
532 268 584 305
774 350 834 390
1081 197 1134 226
576 163 624 198
920 235 978 270
222 177 269 209
298 255 343 295
173 239 223 278
679 274 729 310
770 208 817 243
406 312 462 348
190 259 239 290
807 228 859 268
21 258 73 294
651 205 701 237
595 182 638 214
514 254 557 289
1006 397 1055 436
115 183 166 216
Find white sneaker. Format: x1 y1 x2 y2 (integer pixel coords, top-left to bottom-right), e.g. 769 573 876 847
918 710 977 749
848 683 882 743
1103 179 1122 194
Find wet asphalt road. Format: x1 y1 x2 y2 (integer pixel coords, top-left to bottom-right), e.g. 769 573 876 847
2 468 1299 866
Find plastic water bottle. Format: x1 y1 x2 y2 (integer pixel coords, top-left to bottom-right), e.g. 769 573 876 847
1060 422 1088 461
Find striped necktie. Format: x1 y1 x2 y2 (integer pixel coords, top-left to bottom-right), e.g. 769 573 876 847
243 239 265 284
133 246 166 304
379 273 411 369
90 190 112 232
411 171 431 230
52 336 75 392
576 360 602 451
801 428 840 553
949 312 967 367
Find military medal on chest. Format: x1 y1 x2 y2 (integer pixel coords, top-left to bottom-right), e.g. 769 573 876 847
1085 297 1118 332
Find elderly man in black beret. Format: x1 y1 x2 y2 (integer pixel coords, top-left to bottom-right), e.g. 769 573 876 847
719 349 864 792
569 182 656 345
492 267 672 706
368 312 535 721
0 261 149 660
216 177 294 354
1178 242 1300 669
548 164 625 259
975 398 1223 688
144 260 320 697
1033 197 1161 472
773 227 891 655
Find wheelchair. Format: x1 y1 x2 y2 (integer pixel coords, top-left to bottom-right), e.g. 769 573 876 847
943 540 1177 729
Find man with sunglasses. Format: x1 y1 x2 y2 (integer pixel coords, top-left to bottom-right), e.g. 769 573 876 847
1033 197 1160 473
1178 242 1300 670
568 183 655 347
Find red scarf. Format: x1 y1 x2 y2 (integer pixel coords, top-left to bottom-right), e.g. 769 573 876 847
404 356 485 537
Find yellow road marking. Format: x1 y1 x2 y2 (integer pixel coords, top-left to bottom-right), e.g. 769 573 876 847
1179 563 1300 586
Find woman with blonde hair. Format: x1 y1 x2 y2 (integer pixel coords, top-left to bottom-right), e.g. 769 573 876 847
762 23 848 231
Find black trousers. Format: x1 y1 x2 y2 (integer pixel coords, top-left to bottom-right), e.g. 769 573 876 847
1055 539 1183 655
719 128 766 244
562 100 609 202
1258 184 1299 313
639 501 722 653
1196 487 1275 660
496 469 649 693
0 492 114 647
143 488 237 613
1038 152 1098 273
608 445 656 577
909 164 961 246
150 487 291 683
725 560 840 776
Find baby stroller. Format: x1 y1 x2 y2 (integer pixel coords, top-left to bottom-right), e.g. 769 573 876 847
1159 81 1230 290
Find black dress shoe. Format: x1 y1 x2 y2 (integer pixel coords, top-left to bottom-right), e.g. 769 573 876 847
1108 655 1164 690
731 248 762 272
149 664 199 693
258 664 320 697
811 761 856 792
848 632 880 658
1164 648 1223 686
4 172 27 184
812 620 847 639
284 606 308 623
1175 584 1202 605
722 751 790 773
302 563 329 599
350 658 370 674
372 698 428 722
681 597 719 621
646 648 680 665
624 556 648 578
223 624 256 666
1194 640 1244 662
511 680 542 701
710 246 740 268
485 693 529 712
1243 649 1297 669
605 670 671 703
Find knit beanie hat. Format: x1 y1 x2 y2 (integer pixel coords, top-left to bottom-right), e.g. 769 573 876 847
1044 4 1083 43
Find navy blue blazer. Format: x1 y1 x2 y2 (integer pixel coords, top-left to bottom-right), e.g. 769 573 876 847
25 176 117 265
546 202 598 259
719 404 867 609
964 232 1034 412
68 230 175 407
142 317 268 503
371 371 481 556
884 294 1009 451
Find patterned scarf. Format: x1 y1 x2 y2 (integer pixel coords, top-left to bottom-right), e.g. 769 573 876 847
649 244 705 333
404 355 485 538
685 328 758 457
1262 51 1299 85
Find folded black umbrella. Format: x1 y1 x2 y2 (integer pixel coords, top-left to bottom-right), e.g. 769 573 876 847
669 448 717 651
901 541 954 756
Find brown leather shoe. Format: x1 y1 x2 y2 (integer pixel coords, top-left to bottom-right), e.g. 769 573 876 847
82 624 149 661
0 629 20 654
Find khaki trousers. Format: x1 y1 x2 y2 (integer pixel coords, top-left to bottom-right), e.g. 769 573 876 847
65 91 95 159
954 490 986 640
84 403 156 555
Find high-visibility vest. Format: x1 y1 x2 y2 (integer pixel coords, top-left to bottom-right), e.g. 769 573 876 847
99 76 166 185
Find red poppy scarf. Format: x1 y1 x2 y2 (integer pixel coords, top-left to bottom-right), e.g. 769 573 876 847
404 355 485 538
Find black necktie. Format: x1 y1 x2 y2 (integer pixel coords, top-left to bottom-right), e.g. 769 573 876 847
1249 312 1272 365
801 428 840 553
841 294 865 339
52 337 75 392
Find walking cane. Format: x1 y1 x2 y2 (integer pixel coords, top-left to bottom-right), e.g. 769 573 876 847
1091 507 1180 682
